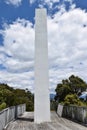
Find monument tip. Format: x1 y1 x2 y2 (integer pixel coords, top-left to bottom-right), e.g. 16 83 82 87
35 8 47 14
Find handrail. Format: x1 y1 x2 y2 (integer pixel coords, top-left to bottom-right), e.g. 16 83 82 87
0 104 26 130
57 104 87 124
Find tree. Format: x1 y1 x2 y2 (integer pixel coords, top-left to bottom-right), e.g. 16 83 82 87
55 75 87 102
0 87 15 107
0 83 34 111
69 75 87 94
55 83 71 101
13 88 34 111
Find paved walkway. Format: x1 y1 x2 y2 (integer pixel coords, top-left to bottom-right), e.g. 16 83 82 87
6 112 87 130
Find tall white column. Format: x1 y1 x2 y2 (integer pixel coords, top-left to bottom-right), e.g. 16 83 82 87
34 8 50 123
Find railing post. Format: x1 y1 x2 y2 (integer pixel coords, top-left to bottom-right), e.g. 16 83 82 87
15 106 17 119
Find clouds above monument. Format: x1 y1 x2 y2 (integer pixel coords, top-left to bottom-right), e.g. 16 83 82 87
4 0 23 6
30 0 74 10
0 0 87 93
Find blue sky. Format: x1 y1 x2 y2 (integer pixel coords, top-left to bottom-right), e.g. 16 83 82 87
0 0 87 93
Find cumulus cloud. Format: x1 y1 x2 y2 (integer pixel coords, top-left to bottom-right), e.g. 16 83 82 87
30 0 73 10
29 0 36 4
1 2 87 93
1 18 34 72
4 0 22 6
30 0 71 4
42 0 59 7
0 18 35 92
0 70 34 92
47 8 87 91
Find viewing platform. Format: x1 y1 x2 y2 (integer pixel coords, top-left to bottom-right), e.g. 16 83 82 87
6 112 87 130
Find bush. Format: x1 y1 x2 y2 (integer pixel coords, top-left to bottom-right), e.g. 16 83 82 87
64 94 85 106
0 102 6 111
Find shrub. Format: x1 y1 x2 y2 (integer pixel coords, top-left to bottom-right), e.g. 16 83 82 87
64 94 85 106
0 102 6 111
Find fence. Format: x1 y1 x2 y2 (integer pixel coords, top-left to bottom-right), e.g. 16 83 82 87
0 104 26 130
57 104 87 124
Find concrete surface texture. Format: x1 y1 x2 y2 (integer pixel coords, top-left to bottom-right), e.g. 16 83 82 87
6 112 87 130
57 104 87 124
0 104 26 130
35 8 50 123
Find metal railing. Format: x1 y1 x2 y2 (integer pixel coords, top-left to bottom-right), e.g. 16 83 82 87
0 104 26 130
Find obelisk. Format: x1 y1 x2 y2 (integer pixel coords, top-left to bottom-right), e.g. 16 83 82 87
35 8 50 123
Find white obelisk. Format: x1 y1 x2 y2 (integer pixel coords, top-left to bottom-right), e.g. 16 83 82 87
35 8 50 123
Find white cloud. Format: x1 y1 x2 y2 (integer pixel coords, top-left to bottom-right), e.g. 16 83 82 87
0 70 34 92
47 8 87 91
4 0 22 6
1 18 34 72
43 0 59 6
30 0 70 5
0 18 35 92
29 0 36 4
38 0 59 9
1 4 87 93
30 0 73 10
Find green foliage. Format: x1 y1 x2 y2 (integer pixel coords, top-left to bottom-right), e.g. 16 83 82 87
55 75 87 102
0 83 34 111
50 100 58 111
64 94 86 106
26 100 34 111
0 89 15 106
55 83 71 101
0 102 6 110
69 75 87 93
64 94 79 105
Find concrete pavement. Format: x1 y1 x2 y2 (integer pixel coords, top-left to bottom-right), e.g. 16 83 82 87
6 112 87 130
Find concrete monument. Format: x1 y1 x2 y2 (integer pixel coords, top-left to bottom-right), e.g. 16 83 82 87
34 8 50 123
